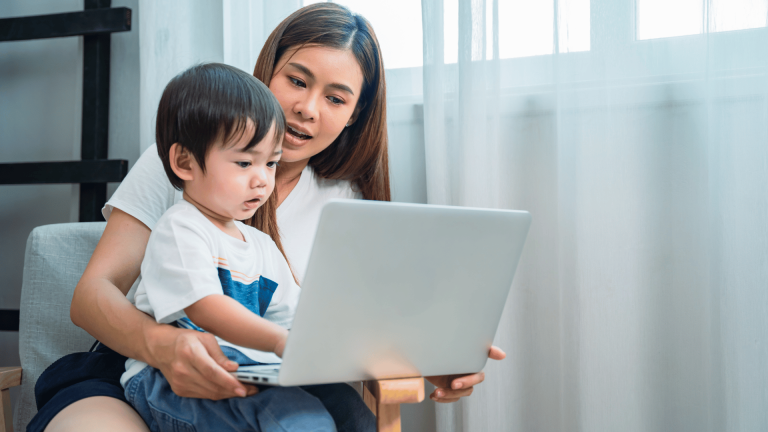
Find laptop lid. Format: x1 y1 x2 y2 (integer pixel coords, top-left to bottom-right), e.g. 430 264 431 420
277 199 531 386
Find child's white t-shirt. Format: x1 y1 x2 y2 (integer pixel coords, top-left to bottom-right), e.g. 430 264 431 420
104 144 361 284
120 200 301 387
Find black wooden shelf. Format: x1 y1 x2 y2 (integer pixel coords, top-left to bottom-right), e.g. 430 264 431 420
0 310 20 332
0 7 131 42
1 0 133 332
0 160 128 184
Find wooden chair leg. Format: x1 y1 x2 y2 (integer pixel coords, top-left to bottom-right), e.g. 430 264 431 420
364 377 425 432
363 382 378 415
376 403 402 432
0 367 22 432
1 388 12 432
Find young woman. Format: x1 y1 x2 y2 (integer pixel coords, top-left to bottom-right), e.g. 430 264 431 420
38 4 505 432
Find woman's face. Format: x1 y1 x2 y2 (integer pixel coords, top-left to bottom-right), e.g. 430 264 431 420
269 45 364 164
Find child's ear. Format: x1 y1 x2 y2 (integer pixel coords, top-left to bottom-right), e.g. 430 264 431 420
169 143 195 182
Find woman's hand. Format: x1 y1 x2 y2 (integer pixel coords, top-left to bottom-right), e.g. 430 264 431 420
425 346 506 403
147 325 259 400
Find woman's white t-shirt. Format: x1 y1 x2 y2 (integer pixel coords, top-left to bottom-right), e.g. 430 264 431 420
104 144 361 288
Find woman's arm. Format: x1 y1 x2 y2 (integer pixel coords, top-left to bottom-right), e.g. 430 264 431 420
185 295 289 357
70 208 255 399
425 346 506 403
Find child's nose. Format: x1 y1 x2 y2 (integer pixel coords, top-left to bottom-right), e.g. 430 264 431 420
251 168 267 188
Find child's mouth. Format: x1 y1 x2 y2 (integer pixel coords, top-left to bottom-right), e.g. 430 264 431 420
244 198 261 209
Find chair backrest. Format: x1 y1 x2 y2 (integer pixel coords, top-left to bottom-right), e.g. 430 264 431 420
14 222 106 431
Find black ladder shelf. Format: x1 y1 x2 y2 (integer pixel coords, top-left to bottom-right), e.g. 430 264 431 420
0 0 132 331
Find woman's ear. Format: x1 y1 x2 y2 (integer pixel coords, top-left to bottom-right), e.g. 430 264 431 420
169 143 195 182
346 103 365 127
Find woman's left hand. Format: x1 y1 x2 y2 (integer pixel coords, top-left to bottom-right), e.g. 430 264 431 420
425 346 506 403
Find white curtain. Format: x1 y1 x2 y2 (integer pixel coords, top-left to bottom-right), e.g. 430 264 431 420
421 0 768 431
136 0 302 154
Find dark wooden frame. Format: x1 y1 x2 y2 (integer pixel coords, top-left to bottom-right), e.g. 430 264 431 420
0 0 132 332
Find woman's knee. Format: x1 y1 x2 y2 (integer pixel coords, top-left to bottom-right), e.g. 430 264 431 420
45 396 149 432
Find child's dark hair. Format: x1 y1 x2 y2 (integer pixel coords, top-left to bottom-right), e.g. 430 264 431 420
155 63 286 190
155 63 296 282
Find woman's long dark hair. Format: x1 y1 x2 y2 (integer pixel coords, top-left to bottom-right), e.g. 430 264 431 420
247 3 391 267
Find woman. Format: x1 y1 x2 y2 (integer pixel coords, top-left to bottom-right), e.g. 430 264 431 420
38 4 505 431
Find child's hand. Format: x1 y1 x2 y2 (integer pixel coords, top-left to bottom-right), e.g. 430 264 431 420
273 330 289 358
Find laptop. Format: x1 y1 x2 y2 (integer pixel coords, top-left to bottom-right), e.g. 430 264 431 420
235 199 531 386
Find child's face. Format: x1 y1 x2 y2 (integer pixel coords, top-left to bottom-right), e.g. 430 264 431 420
185 121 281 222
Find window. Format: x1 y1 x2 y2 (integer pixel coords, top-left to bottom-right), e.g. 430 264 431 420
445 0 590 63
305 0 423 69
307 0 589 69
637 0 768 40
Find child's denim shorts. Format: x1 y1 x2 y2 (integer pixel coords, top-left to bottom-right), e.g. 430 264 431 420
124 346 375 432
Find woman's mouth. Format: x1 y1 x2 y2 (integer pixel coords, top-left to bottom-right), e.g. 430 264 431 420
286 125 312 143
287 125 312 139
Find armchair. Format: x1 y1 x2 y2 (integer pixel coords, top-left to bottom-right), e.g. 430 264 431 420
1 223 423 432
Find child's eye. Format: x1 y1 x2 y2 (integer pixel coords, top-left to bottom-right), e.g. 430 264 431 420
236 161 251 168
267 161 280 169
289 77 306 88
327 96 344 105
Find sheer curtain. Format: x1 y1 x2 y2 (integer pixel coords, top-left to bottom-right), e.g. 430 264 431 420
421 0 768 431
137 0 302 153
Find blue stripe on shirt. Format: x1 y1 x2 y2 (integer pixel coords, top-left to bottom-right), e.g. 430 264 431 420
217 268 278 317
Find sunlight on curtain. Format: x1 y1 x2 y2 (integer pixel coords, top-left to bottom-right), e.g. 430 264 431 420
223 0 303 73
638 0 768 39
422 0 768 431
316 0 590 69
710 0 768 31
444 0 590 63
323 0 424 69
637 0 703 39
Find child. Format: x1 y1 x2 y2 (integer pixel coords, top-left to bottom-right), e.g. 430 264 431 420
121 63 371 432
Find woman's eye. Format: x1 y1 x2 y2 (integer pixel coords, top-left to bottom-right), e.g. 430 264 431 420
327 96 344 105
236 161 251 168
289 77 306 88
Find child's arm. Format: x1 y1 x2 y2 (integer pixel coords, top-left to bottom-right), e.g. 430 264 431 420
185 295 288 357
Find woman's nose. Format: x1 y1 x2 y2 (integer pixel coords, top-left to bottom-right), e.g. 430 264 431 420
295 93 319 120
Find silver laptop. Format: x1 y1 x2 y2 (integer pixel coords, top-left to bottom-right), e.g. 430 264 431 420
236 199 531 386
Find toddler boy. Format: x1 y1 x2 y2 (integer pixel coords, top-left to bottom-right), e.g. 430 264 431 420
121 63 337 431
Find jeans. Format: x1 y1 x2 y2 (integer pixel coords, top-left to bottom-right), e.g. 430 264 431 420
124 347 375 432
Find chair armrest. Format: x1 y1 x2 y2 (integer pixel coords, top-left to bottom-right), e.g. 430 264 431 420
0 367 21 391
364 377 425 405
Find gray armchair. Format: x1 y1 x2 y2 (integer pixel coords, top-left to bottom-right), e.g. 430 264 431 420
2 223 423 432
7 223 106 432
